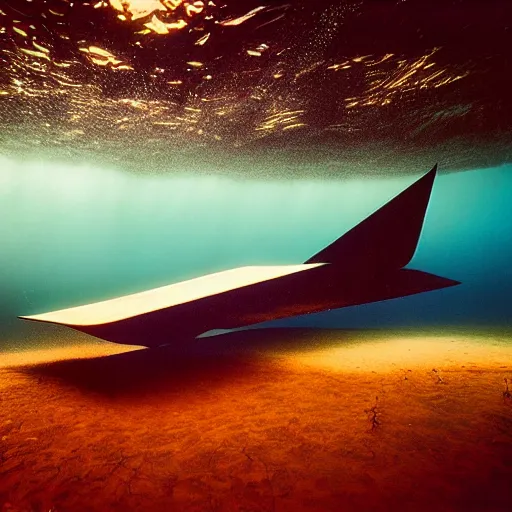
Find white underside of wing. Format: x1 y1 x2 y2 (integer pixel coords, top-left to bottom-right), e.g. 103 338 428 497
20 264 325 326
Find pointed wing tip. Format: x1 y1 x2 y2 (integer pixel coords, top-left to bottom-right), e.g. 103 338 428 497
425 163 438 182
409 163 438 198
434 275 461 289
18 314 56 324
422 163 438 183
18 315 44 323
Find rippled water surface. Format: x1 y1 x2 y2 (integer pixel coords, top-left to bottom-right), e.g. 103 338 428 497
1 0 511 175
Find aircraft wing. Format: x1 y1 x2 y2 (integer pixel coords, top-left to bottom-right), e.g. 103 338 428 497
19 164 460 347
19 264 325 327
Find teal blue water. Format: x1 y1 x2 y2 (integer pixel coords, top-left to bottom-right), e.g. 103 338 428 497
1 156 511 344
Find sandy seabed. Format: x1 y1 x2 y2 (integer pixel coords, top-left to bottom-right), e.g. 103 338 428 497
1 327 512 512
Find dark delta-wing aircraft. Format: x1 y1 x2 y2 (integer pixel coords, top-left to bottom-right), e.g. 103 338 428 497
19 165 460 347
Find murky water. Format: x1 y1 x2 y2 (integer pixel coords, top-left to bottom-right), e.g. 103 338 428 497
1 157 511 349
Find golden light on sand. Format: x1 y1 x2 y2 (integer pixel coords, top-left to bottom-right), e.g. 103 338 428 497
292 332 512 373
0 342 141 370
1 328 512 510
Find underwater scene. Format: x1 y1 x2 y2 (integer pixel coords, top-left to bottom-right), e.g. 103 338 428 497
1 1 512 511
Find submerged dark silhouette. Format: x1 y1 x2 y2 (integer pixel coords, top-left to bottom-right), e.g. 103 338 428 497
20 165 460 347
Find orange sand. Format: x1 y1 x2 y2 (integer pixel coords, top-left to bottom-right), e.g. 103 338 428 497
1 328 512 512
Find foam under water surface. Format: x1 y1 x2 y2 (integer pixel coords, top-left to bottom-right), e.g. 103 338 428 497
1 0 511 174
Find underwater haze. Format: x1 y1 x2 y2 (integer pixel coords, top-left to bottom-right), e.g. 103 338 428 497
3 3 512 511
1 156 511 348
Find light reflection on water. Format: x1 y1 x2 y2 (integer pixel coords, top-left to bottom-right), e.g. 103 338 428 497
1 0 511 174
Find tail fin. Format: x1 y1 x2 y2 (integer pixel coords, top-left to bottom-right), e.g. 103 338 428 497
305 165 437 272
